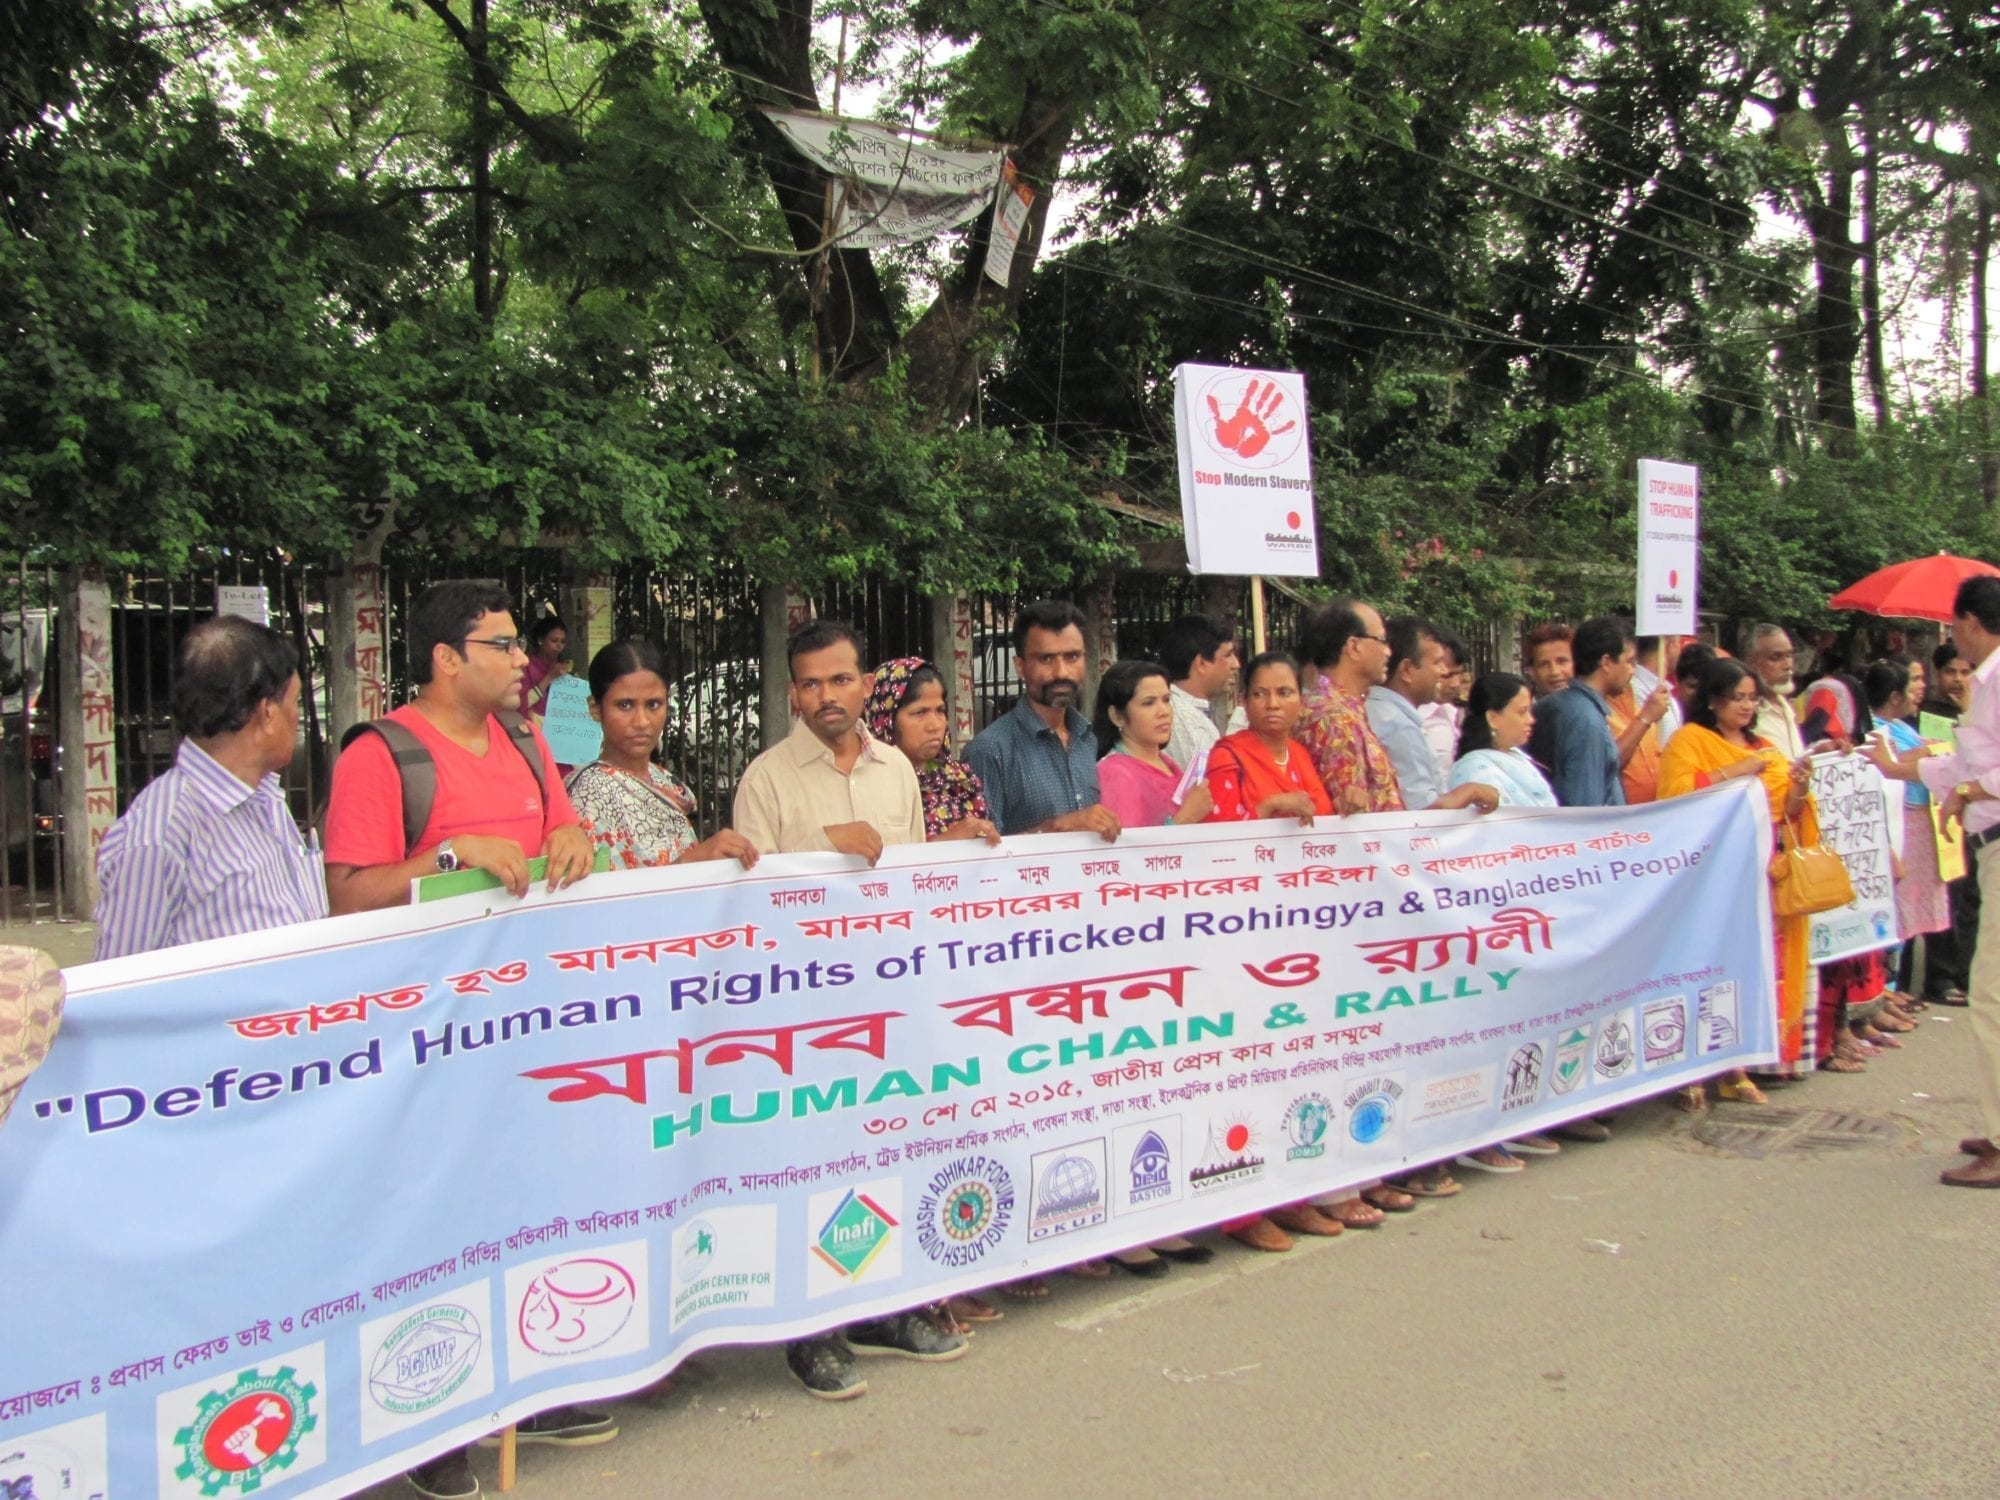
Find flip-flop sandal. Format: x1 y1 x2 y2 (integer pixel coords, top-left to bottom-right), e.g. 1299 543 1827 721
1819 1055 1866 1073
946 1294 1004 1323
999 1277 1053 1301
1066 1258 1113 1279
1394 1174 1462 1198
1456 1150 1525 1174
1151 1241 1217 1263
1361 1187 1418 1212
1321 1200 1385 1228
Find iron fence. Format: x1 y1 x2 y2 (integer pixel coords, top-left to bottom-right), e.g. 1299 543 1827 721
4 556 1375 922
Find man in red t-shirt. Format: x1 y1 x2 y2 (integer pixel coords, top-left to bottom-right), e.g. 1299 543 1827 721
321 580 603 1500
325 580 593 915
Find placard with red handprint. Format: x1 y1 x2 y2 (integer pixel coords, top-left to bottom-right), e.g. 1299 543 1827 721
1172 362 1320 577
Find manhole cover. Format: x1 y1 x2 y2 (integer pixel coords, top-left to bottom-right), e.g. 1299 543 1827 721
1690 1106 1910 1158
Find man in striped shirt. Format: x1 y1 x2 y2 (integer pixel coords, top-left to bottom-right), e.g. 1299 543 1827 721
94 616 328 960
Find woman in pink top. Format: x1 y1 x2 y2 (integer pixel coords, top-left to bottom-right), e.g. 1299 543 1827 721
1091 660 1214 828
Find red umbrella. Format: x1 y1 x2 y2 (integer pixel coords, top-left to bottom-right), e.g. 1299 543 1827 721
1828 552 2000 622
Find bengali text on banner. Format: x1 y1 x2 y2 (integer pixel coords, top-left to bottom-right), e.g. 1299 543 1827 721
0 782 1776 1499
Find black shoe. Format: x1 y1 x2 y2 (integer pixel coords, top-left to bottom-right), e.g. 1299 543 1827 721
517 1404 617 1446
407 1450 478 1500
1109 1250 1171 1278
786 1335 867 1399
846 1312 969 1362
1151 1241 1216 1265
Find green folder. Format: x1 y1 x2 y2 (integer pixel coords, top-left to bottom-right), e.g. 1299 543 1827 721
1918 711 1957 748
414 848 614 903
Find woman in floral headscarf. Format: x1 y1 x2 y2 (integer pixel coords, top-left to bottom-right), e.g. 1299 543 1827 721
864 658 1001 1323
863 657 999 842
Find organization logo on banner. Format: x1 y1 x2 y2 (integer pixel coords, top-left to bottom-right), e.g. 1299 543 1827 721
1415 1067 1495 1125
915 1156 1015 1269
805 1181 903 1297
359 1291 494 1443
1111 1117 1183 1214
1282 1093 1333 1161
671 1206 777 1331
2 1412 107 1500
1643 997 1689 1068
1501 1043 1545 1113
1594 1010 1637 1082
1698 981 1740 1053
504 1242 650 1377
1550 1028 1591 1094
1190 1113 1267 1196
155 1347 328 1499
1028 1139 1109 1239
1341 1076 1404 1149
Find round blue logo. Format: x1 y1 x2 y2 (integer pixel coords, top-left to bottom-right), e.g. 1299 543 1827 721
1350 1097 1389 1144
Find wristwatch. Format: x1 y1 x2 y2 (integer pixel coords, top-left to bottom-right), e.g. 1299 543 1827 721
435 838 459 873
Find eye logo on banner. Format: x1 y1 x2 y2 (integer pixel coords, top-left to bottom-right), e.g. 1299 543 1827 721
1112 1117 1183 1214
1643 998 1688 1067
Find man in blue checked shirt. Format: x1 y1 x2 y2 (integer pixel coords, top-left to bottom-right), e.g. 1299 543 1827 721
94 616 329 960
966 599 1122 841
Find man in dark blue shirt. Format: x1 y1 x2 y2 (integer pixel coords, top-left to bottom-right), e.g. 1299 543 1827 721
1528 615 1632 809
965 600 1121 841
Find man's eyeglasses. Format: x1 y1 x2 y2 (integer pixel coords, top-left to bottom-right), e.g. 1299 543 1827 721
1359 632 1389 646
463 635 527 655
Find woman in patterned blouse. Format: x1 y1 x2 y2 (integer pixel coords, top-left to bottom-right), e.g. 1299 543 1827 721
565 640 758 870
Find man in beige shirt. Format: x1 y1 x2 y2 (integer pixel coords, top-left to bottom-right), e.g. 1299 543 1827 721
730 619 962 1399
733 623 924 857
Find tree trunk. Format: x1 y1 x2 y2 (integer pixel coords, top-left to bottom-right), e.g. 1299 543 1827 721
470 0 493 321
1976 188 1996 508
1806 144 1861 449
1860 113 1889 427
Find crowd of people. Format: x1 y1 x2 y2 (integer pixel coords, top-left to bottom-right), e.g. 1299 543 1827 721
69 577 2000 1498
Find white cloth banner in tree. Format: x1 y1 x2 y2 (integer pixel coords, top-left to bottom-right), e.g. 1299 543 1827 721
761 108 1004 250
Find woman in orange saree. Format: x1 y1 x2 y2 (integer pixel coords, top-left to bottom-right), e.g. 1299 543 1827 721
1658 658 1819 1102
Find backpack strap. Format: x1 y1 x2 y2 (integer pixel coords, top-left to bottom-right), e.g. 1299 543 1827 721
359 711 550 859
359 718 436 858
492 709 550 808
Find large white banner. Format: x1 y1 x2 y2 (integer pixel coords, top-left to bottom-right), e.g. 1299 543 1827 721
0 788 1775 1499
1173 362 1319 577
1636 458 1700 635
761 108 1003 250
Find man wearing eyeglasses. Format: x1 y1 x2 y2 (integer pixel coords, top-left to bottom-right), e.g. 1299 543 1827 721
323 580 594 917
322 581 603 1495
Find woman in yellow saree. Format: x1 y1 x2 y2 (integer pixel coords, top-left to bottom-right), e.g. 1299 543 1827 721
1658 658 1818 1105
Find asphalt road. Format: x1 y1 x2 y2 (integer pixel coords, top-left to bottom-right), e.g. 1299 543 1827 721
327 1004 1998 1500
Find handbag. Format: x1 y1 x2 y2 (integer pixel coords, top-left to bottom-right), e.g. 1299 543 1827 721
1768 815 1854 918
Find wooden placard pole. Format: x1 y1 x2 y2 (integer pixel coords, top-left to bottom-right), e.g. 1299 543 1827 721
498 1424 518 1491
1251 576 1269 653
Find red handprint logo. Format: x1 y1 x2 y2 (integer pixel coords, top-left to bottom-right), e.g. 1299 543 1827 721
1206 378 1297 460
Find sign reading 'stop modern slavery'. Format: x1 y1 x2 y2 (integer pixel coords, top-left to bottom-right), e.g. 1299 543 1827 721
0 785 1776 1499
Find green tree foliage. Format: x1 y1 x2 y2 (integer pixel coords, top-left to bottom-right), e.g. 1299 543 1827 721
2 0 1995 621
